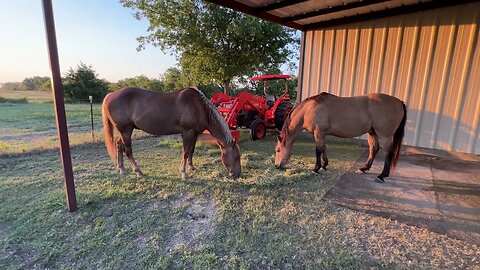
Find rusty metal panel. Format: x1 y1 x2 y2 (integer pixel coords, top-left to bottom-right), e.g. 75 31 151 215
320 29 336 92
331 28 347 96
343 27 360 97
300 2 480 154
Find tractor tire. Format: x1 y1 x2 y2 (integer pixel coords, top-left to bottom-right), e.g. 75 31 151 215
274 101 293 130
250 119 267 141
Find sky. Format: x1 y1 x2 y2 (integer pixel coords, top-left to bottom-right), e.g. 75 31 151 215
0 0 177 83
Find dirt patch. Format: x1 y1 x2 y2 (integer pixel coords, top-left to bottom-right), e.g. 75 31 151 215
324 150 480 245
166 194 217 252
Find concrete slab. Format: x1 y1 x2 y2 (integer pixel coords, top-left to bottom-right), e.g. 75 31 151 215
324 149 480 244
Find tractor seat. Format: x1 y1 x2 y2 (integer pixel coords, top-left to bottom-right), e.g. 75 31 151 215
265 95 276 109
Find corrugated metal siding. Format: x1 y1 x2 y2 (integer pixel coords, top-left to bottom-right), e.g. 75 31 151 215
300 2 480 154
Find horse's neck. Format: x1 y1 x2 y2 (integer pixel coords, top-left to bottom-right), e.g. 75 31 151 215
285 107 306 146
207 122 231 145
205 107 234 145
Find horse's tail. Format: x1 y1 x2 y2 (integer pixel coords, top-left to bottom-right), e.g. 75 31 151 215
102 102 116 164
391 102 407 172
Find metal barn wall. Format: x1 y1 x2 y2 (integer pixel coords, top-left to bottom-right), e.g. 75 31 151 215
300 2 480 154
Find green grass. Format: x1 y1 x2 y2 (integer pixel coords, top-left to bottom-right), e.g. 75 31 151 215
0 102 479 269
0 103 105 153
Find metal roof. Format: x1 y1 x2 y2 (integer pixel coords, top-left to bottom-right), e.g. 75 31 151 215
206 0 480 30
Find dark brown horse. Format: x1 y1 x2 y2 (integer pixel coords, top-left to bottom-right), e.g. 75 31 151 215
275 92 406 182
102 87 241 179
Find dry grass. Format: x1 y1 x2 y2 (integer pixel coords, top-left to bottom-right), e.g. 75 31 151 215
0 89 52 103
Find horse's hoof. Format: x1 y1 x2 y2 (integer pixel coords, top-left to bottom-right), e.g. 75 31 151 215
181 173 189 180
189 166 196 172
135 170 144 178
119 168 126 175
355 169 365 174
374 177 385 183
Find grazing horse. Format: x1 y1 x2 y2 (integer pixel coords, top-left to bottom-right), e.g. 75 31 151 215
102 87 241 179
275 92 406 182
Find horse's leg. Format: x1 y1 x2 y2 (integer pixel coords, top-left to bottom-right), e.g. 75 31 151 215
180 130 196 179
119 127 143 177
116 138 126 175
376 135 394 183
356 131 380 173
313 129 327 173
187 136 197 172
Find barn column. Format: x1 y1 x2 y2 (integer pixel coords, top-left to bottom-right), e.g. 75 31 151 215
42 0 77 212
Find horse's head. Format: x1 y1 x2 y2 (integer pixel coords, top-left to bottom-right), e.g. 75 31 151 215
218 140 241 178
275 135 292 170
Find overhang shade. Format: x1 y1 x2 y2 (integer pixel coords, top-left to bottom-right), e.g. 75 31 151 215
206 0 480 30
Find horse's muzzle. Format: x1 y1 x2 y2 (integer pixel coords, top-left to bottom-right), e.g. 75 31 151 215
275 164 285 170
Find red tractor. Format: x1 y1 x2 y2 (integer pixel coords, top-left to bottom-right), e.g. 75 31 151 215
210 74 294 141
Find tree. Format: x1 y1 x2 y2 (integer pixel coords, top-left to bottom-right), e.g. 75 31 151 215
161 67 187 91
63 63 109 102
0 82 27 91
22 76 50 91
121 0 298 95
160 67 223 97
109 75 164 92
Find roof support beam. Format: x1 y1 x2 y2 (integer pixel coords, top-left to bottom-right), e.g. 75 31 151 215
254 0 309 14
283 0 391 22
42 0 77 212
304 0 480 30
205 0 304 30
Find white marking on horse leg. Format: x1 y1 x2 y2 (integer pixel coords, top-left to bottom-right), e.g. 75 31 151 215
179 159 189 179
354 169 366 174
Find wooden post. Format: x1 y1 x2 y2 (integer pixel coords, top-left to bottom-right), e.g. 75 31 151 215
42 0 77 212
89 95 94 140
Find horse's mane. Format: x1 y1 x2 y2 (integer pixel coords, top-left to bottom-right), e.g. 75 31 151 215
279 93 330 139
192 87 234 144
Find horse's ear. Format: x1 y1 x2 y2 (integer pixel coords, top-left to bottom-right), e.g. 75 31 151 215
277 135 283 142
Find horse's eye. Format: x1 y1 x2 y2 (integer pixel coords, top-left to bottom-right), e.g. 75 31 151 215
276 148 280 153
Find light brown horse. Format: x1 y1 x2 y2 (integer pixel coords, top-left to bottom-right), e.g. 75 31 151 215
275 92 406 182
102 87 241 179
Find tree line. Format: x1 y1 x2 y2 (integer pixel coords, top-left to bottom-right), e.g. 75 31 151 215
1 62 296 102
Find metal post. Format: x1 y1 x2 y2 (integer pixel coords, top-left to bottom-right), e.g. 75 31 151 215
89 95 94 140
42 0 77 212
296 31 306 103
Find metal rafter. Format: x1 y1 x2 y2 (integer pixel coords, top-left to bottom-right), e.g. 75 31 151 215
205 0 304 30
283 0 391 22
254 0 309 14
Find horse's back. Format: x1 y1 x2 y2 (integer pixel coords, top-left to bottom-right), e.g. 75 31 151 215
306 92 404 138
103 87 155 124
314 93 372 137
103 87 208 135
103 87 152 109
